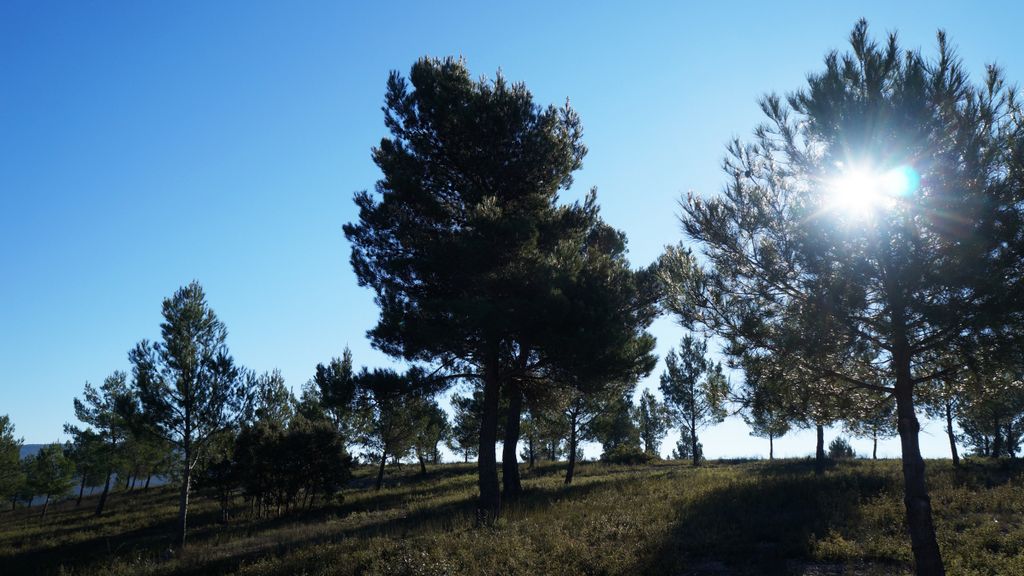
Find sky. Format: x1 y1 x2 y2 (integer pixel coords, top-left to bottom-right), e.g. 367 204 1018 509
2 1 1022 460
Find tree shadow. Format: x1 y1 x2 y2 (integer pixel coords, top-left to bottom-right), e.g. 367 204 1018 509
630 468 896 575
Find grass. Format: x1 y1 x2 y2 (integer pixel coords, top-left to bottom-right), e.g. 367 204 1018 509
2 458 1023 575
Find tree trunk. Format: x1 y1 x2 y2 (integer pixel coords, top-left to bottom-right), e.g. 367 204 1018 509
873 432 878 460
40 495 49 519
691 413 700 467
815 424 825 475
769 432 774 461
418 454 427 476
528 434 535 469
502 379 523 500
564 416 578 485
177 462 192 549
124 474 131 491
464 451 469 463
77 475 87 506
944 401 959 467
95 470 112 517
893 336 945 575
145 474 152 490
476 345 501 523
992 417 1003 459
376 448 388 491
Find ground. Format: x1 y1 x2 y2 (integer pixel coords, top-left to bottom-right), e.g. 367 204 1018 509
2 458 1023 575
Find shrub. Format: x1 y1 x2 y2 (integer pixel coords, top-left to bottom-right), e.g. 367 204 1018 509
828 437 856 460
600 445 654 465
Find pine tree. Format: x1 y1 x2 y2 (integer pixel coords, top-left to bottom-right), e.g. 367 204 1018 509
0 415 24 509
129 282 247 548
636 389 671 457
27 444 75 518
345 57 656 518
658 336 728 466
66 371 133 516
659 21 1024 574
446 392 481 463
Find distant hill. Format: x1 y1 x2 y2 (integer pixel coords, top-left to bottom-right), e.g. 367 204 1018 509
19 443 44 459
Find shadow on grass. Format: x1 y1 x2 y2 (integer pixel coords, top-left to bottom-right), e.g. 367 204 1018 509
632 468 895 576
0 462 644 576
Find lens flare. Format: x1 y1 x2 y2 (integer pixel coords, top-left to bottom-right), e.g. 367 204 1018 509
826 164 918 217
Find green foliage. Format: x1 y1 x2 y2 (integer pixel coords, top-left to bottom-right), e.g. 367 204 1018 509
739 355 791 457
600 444 653 465
636 389 671 456
660 21 1024 569
129 282 246 463
446 391 481 462
670 433 702 463
128 281 248 546
410 399 449 468
313 348 357 438
345 56 658 513
659 336 728 464
352 367 443 488
828 437 856 460
591 392 641 456
25 444 75 513
66 371 133 475
0 415 24 504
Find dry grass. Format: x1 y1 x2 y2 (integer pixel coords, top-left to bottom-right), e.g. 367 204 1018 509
2 458 1023 575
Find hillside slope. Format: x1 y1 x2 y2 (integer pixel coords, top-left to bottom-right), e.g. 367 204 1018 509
1 459 1022 575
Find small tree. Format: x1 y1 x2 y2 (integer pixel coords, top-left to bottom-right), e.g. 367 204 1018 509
0 415 24 509
313 349 357 440
27 444 75 518
446 391 482 463
844 393 898 460
64 429 106 505
636 389 671 457
591 392 641 456
739 354 792 461
828 437 856 460
410 399 449 474
659 336 729 466
353 367 436 490
129 282 247 548
66 371 133 516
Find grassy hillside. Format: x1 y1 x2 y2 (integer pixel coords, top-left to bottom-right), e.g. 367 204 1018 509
2 459 1022 575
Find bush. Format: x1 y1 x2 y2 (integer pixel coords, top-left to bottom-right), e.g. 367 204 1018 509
828 437 856 460
600 445 654 465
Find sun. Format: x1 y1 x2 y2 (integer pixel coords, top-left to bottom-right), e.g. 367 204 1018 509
825 164 919 217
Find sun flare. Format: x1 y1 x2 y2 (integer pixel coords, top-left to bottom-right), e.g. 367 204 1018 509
826 165 919 217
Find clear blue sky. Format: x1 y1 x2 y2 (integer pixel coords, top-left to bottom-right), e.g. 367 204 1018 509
2 1 1021 459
